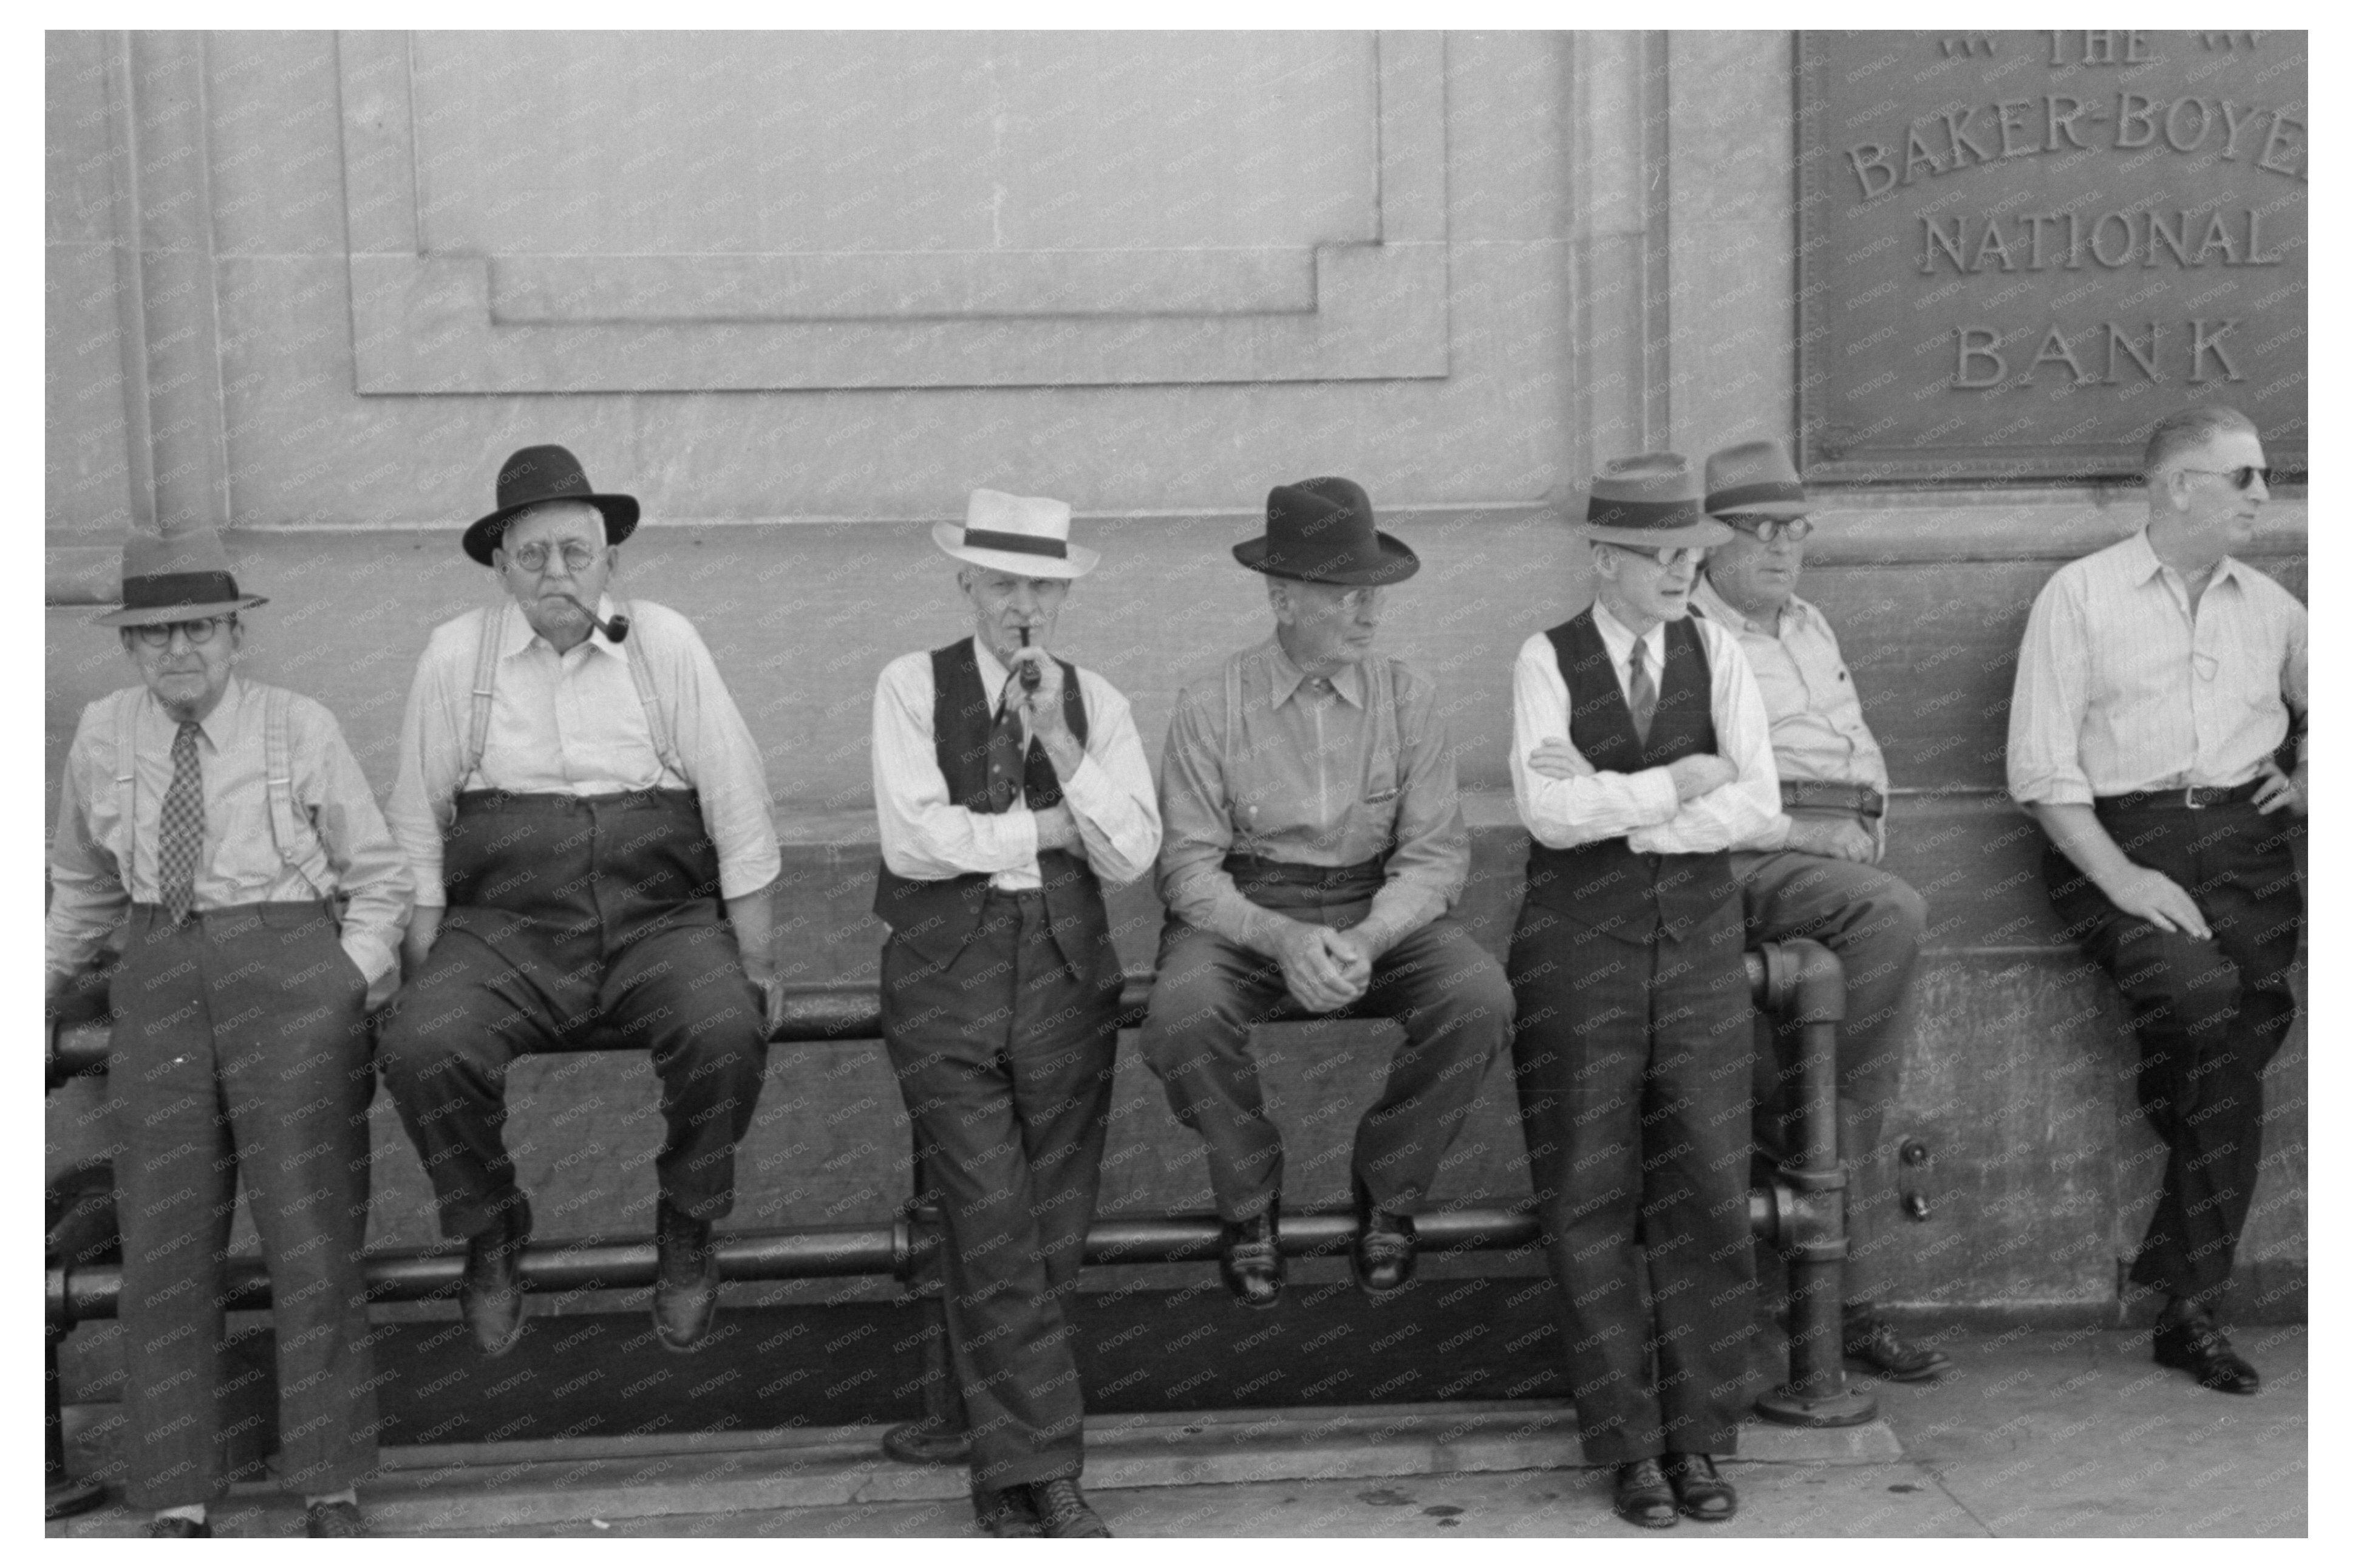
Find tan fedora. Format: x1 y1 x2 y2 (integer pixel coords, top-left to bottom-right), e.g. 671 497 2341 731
93 528 269 627
933 488 1098 578
1579 452 1732 548
1703 438 1810 519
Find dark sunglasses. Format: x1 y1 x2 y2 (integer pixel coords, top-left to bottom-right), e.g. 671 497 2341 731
2176 465 2271 491
1718 514 1813 544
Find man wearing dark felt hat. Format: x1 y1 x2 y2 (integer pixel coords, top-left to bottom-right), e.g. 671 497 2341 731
46 528 413 1537
376 445 781 1360
1139 476 1513 1314
1688 438 1950 1385
1508 452 1780 1528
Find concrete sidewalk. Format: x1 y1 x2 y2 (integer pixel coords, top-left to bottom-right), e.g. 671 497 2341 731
49 1324 2306 1538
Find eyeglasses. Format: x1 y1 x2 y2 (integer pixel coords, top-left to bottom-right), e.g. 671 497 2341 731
129 617 228 648
1605 543 1704 569
1718 514 1814 544
505 541 601 575
1335 587 1383 613
2174 465 2272 491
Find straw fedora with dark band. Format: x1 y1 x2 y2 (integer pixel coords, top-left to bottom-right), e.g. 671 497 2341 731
933 488 1099 578
1703 438 1810 519
463 445 641 566
94 528 269 627
1233 476 1419 586
1580 452 1732 549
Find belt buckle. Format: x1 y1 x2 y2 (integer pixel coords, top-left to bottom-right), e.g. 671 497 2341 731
2183 786 2205 810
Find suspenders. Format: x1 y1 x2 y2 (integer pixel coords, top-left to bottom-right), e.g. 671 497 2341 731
457 600 685 789
109 684 334 899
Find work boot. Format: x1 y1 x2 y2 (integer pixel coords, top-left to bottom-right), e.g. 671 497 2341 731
1842 1305 1953 1382
1217 1202 1283 1310
461 1194 531 1358
304 1500 366 1537
1660 1452 1737 1522
653 1196 722 1351
2153 1301 2259 1395
1030 1478 1111 1537
1611 1459 1677 1530
972 1484 1041 1538
1350 1179 1417 1297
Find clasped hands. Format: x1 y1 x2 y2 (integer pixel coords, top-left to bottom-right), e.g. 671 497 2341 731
1269 919 1377 1014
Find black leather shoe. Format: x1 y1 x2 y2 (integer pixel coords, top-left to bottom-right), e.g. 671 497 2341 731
972 1484 1041 1538
1612 1458 1678 1530
1660 1452 1737 1522
1350 1181 1416 1297
461 1195 531 1357
304 1500 366 1538
147 1516 211 1538
2154 1312 2259 1395
653 1196 722 1351
1842 1308 1953 1382
1030 1478 1112 1537
1217 1204 1284 1310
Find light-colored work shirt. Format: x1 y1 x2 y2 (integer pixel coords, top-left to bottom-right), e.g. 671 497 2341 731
1157 637 1468 955
1691 574 1889 853
1510 601 1781 853
870 636 1160 892
388 596 780 907
2006 528 2307 805
47 675 414 989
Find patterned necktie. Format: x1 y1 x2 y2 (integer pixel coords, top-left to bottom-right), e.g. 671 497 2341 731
1627 639 1658 747
983 697 1027 813
157 720 205 924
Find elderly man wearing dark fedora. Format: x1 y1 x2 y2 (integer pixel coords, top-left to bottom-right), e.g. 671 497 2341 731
1139 477 1512 1312
1689 438 1949 1385
378 445 780 1358
1509 454 1779 1529
46 529 412 1537
870 488 1160 1538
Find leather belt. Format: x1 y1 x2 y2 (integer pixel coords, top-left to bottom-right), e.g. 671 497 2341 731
1779 779 1884 819
2094 779 2262 812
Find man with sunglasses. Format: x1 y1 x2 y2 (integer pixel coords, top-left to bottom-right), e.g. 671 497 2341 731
2008 405 2304 1396
1508 453 1779 1528
46 528 412 1536
378 446 780 1359
1689 438 1949 1385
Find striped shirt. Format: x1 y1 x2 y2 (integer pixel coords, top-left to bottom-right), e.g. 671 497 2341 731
2006 528 2306 805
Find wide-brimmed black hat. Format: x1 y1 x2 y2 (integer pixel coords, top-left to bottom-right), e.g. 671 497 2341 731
463 445 640 566
1233 476 1419 586
92 528 269 627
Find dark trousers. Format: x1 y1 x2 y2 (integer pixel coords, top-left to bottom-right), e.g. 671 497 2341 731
376 791 766 1239
1731 842 1927 1305
107 902 378 1508
1508 900 1754 1465
1137 872 1513 1222
880 891 1122 1491
2043 797 2302 1306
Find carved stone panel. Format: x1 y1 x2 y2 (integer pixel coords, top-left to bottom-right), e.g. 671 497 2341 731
1796 30 2306 481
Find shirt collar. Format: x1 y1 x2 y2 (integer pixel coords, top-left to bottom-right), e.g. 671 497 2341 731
1262 635 1365 709
2126 526 2244 593
971 635 1013 702
160 673 247 748
1691 573 1808 636
1589 598 1667 666
500 594 625 660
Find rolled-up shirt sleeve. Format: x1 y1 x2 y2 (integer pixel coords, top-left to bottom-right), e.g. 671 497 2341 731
872 653 1043 880
1057 673 1162 888
1355 670 1467 956
46 711 127 983
1155 683 1276 949
654 615 781 899
2006 573 2096 806
1509 633 1681 847
1629 623 1781 854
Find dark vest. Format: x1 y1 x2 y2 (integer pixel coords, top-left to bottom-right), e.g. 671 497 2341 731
1519 609 1739 943
873 639 1109 973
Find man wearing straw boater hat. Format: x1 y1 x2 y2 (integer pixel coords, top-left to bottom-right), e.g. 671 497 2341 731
870 488 1160 1538
1508 454 1779 1529
377 445 780 1359
1139 477 1511 1313
1690 438 1949 1385
45 528 412 1536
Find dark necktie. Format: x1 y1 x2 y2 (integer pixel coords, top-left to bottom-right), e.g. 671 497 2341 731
1627 639 1658 746
157 720 205 924
984 697 1026 813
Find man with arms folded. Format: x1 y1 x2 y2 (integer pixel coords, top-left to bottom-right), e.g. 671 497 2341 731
2007 405 2304 1396
870 488 1160 1538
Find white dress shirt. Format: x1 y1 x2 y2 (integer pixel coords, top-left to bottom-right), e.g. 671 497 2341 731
2006 528 2306 805
1510 601 1781 854
388 596 780 907
871 636 1160 891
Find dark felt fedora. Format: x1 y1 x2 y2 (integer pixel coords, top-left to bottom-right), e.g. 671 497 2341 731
1579 452 1732 548
463 445 640 566
93 528 268 627
1233 476 1419 586
1704 438 1810 519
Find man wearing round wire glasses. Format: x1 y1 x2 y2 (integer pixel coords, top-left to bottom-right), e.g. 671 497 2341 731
1690 438 1948 1387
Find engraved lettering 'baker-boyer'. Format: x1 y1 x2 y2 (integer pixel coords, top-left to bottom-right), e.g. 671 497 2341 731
1579 452 1734 548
